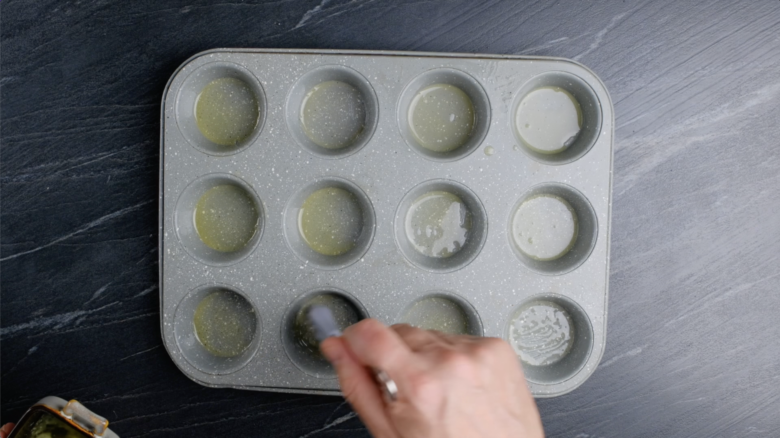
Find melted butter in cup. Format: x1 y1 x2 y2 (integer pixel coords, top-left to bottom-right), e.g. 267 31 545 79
300 80 366 149
400 296 471 335
515 86 582 154
509 300 575 366
195 184 259 253
298 187 363 256
511 194 578 261
408 84 475 153
195 77 259 146
193 289 257 358
405 190 472 258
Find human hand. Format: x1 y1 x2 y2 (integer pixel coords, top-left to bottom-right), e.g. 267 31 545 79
320 319 544 438
1 423 15 438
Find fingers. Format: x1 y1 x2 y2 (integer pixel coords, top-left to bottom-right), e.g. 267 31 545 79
438 332 482 344
341 319 413 381
0 423 15 438
320 337 398 438
392 324 484 352
391 324 444 351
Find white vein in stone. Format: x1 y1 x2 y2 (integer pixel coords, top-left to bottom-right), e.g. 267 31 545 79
0 200 152 261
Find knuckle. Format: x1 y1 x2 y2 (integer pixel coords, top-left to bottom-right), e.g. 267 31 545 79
472 337 511 363
352 319 385 343
441 349 478 377
390 323 415 338
390 323 413 331
407 370 444 403
355 318 383 334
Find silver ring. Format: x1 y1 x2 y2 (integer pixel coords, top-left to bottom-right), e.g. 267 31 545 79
374 369 398 402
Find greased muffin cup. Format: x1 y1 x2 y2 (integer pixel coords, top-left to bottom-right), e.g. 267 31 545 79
160 49 613 397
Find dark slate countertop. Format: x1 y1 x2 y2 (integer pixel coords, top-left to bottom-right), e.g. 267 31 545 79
2 1 779 437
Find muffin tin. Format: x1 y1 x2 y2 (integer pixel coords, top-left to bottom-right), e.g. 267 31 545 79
159 49 613 397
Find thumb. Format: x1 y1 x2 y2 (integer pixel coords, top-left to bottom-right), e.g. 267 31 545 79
1 423 16 438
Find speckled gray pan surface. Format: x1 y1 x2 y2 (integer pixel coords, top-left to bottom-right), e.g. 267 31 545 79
159 49 614 398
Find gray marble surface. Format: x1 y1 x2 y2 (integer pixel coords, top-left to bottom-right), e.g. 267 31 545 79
2 1 779 437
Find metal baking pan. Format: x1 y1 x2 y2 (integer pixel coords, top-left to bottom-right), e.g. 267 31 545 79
159 48 613 397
